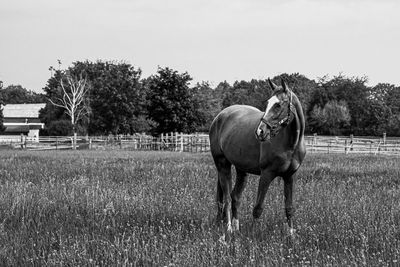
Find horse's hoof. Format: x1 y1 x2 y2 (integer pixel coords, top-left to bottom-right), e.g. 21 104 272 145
252 207 263 219
218 234 229 246
232 218 239 231
227 222 233 233
283 224 296 238
289 228 295 236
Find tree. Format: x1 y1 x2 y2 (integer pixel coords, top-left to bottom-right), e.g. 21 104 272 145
130 115 158 133
363 99 392 136
221 79 275 110
40 69 71 136
309 75 370 135
191 82 221 132
71 60 145 135
41 60 146 135
0 85 45 104
48 73 89 148
146 67 205 134
309 100 351 135
45 120 73 136
369 83 400 136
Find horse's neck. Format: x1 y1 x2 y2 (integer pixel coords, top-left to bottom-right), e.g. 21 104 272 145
288 94 305 149
293 94 305 135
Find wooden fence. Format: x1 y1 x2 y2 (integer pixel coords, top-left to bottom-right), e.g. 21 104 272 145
305 134 400 156
0 133 211 152
1 133 400 156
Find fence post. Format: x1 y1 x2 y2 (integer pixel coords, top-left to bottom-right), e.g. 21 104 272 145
313 133 317 152
350 134 354 151
20 134 25 149
89 138 92 150
180 133 184 152
345 139 347 154
174 132 177 151
164 133 168 150
196 133 199 153
383 132 386 152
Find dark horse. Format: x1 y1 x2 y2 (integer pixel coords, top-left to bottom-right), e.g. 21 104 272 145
209 79 306 234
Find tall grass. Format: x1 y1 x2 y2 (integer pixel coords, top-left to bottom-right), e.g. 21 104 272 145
0 150 399 266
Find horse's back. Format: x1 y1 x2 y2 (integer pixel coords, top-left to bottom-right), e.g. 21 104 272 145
210 105 263 173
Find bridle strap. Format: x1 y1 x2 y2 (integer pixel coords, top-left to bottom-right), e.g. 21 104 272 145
262 92 294 128
256 91 296 140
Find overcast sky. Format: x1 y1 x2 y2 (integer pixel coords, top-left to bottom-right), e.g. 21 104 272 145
1 0 399 92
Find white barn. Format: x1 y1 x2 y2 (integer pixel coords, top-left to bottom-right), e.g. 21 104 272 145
1 103 46 141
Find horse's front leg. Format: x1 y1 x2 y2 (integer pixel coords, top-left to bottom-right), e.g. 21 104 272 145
283 172 296 235
253 170 275 219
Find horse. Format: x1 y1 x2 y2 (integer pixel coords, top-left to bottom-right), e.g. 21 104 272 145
209 78 306 234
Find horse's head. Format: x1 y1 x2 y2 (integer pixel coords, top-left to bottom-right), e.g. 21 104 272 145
255 78 295 142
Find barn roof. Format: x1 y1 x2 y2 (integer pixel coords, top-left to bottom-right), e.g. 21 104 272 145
2 103 46 118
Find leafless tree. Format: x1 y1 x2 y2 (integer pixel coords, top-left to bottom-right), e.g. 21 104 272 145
49 74 89 149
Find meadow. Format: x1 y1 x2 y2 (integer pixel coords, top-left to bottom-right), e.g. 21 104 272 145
0 150 399 266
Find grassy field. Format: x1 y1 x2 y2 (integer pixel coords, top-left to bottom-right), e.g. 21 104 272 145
0 150 399 266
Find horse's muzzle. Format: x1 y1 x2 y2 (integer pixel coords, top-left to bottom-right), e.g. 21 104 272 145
256 128 271 142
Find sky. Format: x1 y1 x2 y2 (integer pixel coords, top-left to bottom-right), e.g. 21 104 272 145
1 0 399 92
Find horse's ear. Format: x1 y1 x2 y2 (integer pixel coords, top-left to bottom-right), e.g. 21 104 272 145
268 78 277 91
281 79 289 93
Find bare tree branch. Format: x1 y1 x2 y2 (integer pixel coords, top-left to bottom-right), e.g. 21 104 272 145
48 73 90 132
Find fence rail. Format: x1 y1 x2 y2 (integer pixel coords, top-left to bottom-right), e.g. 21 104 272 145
305 134 400 156
1 133 400 156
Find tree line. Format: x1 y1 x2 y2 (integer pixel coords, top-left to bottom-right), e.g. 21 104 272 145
1 60 399 136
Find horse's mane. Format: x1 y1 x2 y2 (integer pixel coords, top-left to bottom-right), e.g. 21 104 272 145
291 91 305 137
289 90 305 148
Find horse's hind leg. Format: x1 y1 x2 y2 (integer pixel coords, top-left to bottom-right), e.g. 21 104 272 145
215 157 232 231
231 168 248 231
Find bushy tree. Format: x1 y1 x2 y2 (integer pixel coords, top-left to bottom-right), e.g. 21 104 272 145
309 100 351 135
130 115 158 133
191 82 221 132
71 61 145 135
221 79 272 110
315 75 369 135
0 85 45 104
146 67 205 134
369 83 400 136
41 60 148 135
45 120 73 136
